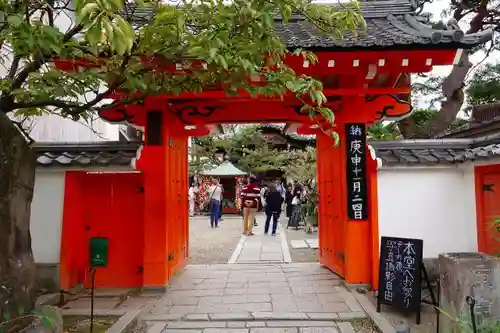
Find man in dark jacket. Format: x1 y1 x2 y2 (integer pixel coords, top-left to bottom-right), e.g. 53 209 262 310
264 183 282 235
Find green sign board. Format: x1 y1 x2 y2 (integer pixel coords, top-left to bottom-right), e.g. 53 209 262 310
89 237 108 268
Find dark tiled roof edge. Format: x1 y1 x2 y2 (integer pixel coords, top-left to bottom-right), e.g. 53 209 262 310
33 138 500 168
124 0 491 50
34 141 140 168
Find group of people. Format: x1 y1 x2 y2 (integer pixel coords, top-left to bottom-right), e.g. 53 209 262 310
189 176 306 235
241 177 305 236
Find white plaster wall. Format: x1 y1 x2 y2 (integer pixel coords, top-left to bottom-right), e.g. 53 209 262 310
30 170 66 264
377 165 478 258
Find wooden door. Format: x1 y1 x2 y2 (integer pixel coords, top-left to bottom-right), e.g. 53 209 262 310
165 133 189 278
84 173 144 288
316 132 346 277
479 172 500 256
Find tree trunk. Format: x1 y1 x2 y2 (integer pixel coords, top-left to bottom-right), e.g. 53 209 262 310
398 51 472 139
0 112 37 330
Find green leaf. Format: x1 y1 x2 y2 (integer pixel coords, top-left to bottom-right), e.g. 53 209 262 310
7 15 23 27
2 311 10 322
217 55 228 70
78 3 99 22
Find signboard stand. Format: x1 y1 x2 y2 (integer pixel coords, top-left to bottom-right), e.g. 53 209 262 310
376 236 438 325
90 268 96 333
88 237 108 333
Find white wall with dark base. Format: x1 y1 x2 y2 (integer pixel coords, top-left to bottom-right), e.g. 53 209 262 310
377 164 478 258
30 170 65 264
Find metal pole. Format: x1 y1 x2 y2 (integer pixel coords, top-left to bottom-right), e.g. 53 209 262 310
90 268 96 333
466 296 477 333
436 278 440 333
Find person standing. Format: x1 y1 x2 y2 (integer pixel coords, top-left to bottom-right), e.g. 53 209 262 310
188 183 197 217
288 181 304 228
276 179 286 217
207 178 222 228
241 176 260 236
264 183 282 236
260 183 268 210
219 183 224 222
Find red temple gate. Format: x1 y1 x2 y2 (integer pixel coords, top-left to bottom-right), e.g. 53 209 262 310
56 0 489 289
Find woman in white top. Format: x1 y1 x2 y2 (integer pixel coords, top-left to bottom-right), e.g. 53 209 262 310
188 184 198 217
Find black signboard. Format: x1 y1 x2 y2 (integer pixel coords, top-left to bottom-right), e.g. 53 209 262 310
345 123 368 220
377 236 424 322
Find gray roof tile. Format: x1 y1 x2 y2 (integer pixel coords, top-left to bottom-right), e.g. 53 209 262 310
125 0 490 50
32 138 500 168
33 142 139 168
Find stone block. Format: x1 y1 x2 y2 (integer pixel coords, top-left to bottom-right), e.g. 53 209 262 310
336 312 367 320
290 240 308 249
336 322 355 333
203 329 249 333
250 329 298 333
306 313 339 320
252 312 309 320
439 252 500 333
300 329 338 333
266 321 336 327
184 314 210 321
209 313 253 321
35 264 60 293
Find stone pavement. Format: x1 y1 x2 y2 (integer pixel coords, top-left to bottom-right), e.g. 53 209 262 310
229 216 291 264
142 263 368 332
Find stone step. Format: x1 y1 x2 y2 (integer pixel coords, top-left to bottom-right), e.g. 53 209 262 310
145 320 356 333
143 312 367 322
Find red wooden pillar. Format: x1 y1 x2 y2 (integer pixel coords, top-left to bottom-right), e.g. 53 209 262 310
135 111 189 288
317 96 379 287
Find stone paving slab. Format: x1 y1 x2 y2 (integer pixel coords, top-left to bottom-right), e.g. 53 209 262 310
290 240 309 249
143 263 368 333
305 239 319 249
156 321 343 332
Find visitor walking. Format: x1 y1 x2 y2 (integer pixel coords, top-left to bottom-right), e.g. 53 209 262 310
264 183 282 236
207 178 222 228
241 176 260 236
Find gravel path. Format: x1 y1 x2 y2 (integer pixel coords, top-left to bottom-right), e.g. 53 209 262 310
189 215 244 264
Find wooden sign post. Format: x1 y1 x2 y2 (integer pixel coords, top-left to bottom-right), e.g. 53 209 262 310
377 236 424 324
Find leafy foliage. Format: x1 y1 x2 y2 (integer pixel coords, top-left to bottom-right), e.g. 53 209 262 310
367 122 402 141
0 0 364 323
190 126 317 184
0 0 364 130
466 62 500 106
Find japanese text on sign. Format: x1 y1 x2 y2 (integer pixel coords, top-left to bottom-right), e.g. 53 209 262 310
345 124 368 220
378 237 423 314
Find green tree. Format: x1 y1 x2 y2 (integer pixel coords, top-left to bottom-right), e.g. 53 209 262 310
190 125 290 174
0 0 363 321
398 0 497 138
282 146 317 187
466 62 500 106
367 122 402 141
397 109 468 139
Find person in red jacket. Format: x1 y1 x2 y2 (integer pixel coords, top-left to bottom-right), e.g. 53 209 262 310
240 176 260 236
